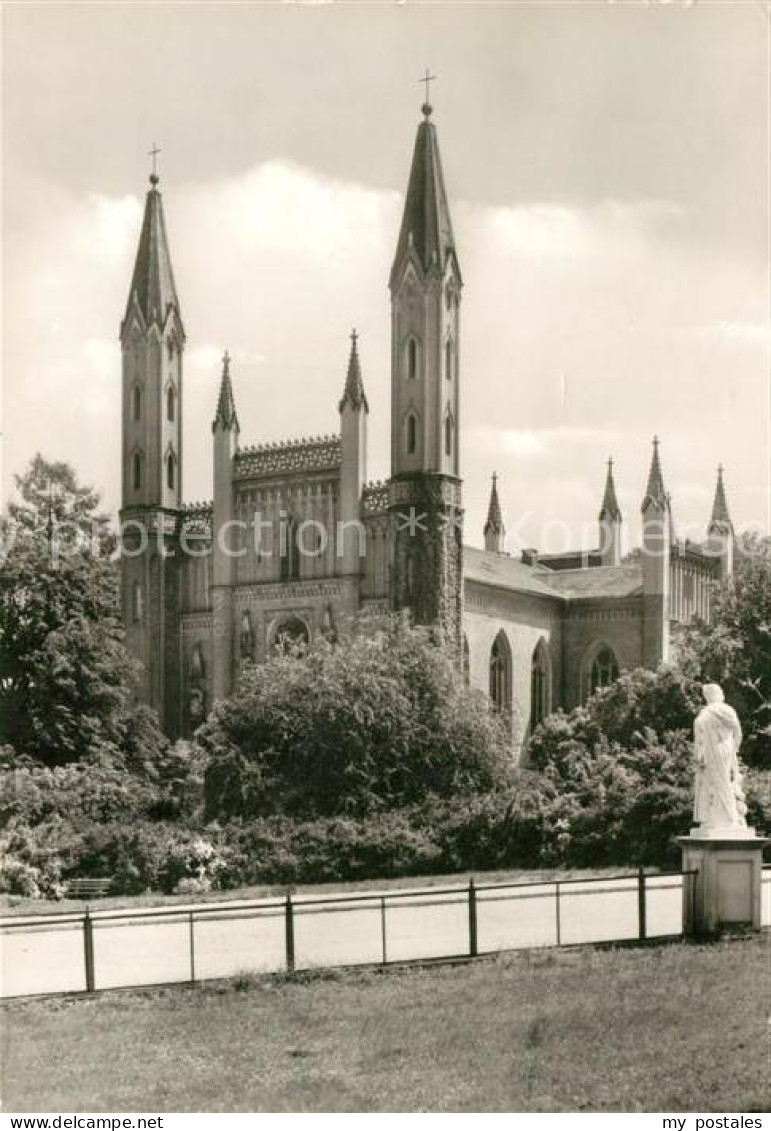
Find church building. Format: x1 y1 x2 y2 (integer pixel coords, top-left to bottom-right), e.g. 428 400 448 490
119 99 734 750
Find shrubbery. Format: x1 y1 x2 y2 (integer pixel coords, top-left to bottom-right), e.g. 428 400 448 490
200 618 512 820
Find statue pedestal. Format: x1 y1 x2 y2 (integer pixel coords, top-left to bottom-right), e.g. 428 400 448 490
678 830 768 936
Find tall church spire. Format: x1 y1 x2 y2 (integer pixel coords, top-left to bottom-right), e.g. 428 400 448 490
599 458 622 566
339 329 368 413
708 465 733 534
707 465 734 581
389 102 461 287
212 351 239 433
599 458 622 522
124 172 183 333
484 473 505 553
641 436 667 512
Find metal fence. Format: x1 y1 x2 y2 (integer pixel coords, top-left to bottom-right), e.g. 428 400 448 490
0 868 707 1000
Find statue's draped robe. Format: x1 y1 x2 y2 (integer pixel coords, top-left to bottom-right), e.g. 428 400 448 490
693 702 745 830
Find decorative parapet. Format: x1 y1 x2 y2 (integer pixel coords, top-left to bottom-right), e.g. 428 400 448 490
180 500 213 536
234 434 342 479
361 480 389 515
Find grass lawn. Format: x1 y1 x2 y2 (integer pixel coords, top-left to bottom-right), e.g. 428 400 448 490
0 865 639 918
2 936 768 1113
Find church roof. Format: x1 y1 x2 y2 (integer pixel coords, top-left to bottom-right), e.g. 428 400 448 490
463 546 562 600
390 107 460 287
641 437 667 512
708 466 733 533
212 351 239 432
599 459 622 522
339 330 369 413
464 547 644 601
483 474 505 536
541 563 644 599
125 176 182 331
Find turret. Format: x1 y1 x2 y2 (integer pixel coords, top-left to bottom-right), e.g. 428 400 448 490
339 330 368 577
598 458 622 566
706 465 734 581
211 351 239 702
641 437 670 666
484 473 505 554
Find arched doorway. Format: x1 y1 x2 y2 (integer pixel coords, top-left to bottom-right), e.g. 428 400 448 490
271 615 310 654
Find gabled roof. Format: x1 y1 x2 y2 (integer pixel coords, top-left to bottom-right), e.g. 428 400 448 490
338 330 368 413
641 437 667 512
212 351 239 432
708 465 733 533
483 473 504 537
599 458 622 522
124 176 183 333
390 107 460 288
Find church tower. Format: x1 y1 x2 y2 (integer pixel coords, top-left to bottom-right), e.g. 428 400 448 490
211 352 240 703
120 166 185 733
598 458 622 566
640 437 671 667
484 474 505 554
388 94 463 648
339 330 369 577
706 465 734 581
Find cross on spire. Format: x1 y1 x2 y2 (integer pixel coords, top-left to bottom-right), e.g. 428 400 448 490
419 68 436 116
148 142 161 185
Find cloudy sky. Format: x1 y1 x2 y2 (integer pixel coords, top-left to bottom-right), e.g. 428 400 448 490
3 0 769 553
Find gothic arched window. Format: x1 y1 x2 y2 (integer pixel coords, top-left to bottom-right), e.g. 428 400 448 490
583 643 620 701
489 631 512 714
406 336 419 381
131 580 143 623
445 339 453 382
406 413 418 456
444 413 453 458
166 385 175 422
240 611 254 660
190 645 205 686
530 639 551 731
132 451 142 491
280 517 301 582
132 384 142 421
166 451 176 491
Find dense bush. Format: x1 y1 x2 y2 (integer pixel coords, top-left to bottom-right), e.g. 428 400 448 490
200 618 512 820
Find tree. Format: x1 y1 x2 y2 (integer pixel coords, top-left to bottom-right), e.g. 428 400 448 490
200 617 513 820
0 457 156 765
678 538 771 766
5 453 112 550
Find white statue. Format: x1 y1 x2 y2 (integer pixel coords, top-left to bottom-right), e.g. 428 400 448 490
693 683 748 835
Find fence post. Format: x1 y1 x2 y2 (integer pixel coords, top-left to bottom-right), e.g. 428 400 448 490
380 897 387 965
468 878 478 958
638 866 647 941
189 911 196 982
285 892 295 973
555 881 561 947
83 907 95 993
